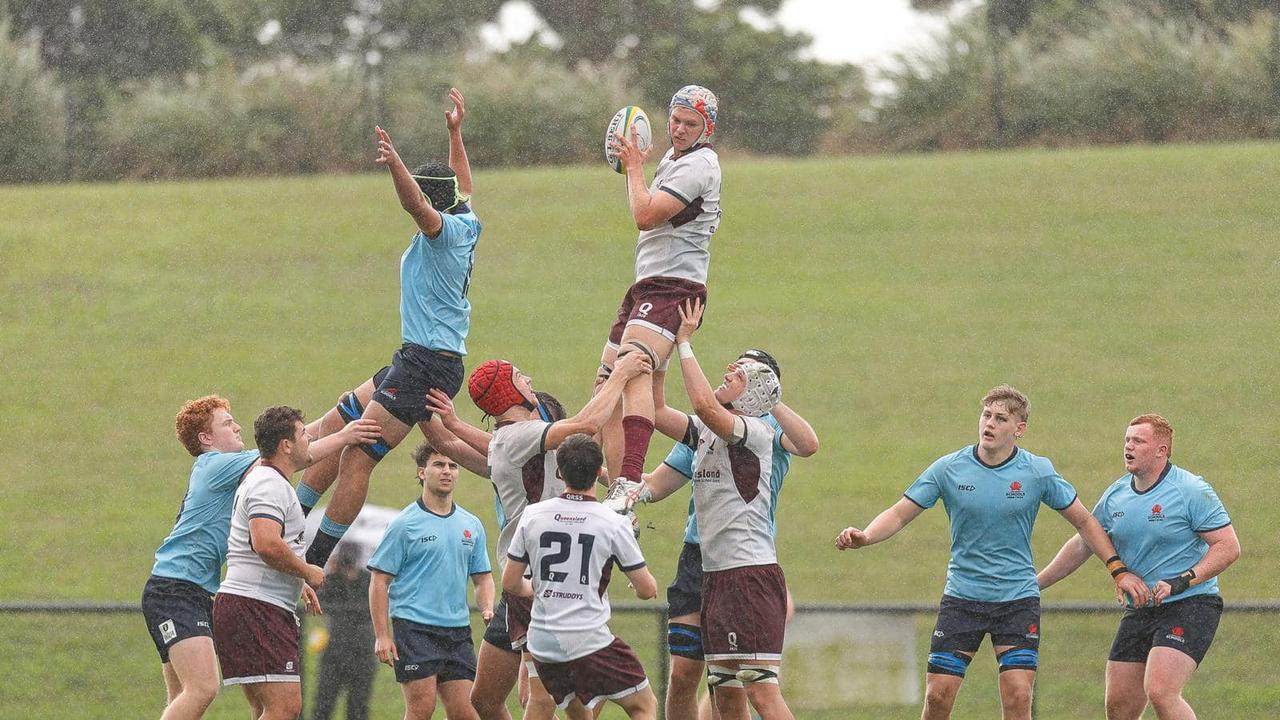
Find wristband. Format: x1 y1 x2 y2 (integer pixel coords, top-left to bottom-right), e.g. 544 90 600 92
678 341 694 359
1105 557 1128 577
1110 565 1132 578
1162 570 1196 595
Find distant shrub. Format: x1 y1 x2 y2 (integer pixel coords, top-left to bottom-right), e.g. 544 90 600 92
0 23 67 183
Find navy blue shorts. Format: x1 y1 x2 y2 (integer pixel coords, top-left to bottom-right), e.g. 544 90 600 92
1110 594 1223 665
372 343 464 426
931 594 1041 655
141 575 214 663
392 619 477 684
666 542 704 619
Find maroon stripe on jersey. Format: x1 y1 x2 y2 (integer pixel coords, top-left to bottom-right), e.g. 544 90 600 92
522 453 547 505
728 445 762 502
598 557 615 599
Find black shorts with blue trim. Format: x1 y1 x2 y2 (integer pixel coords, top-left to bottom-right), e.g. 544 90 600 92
391 619 477 683
666 542 704 619
931 594 1041 656
337 366 391 422
141 574 214 663
1109 594 1222 665
371 343 464 426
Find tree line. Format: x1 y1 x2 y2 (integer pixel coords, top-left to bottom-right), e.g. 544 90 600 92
2 0 1279 182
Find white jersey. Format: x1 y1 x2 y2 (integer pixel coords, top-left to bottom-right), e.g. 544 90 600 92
488 420 563 571
685 414 778 571
219 463 307 611
634 145 721 284
507 494 646 663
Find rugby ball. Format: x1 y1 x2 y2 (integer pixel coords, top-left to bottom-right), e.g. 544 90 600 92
604 106 653 174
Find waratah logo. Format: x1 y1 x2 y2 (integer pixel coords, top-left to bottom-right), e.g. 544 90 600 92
1010 482 1022 492
1152 504 1162 514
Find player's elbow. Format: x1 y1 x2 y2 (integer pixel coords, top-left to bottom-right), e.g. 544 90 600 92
793 436 819 457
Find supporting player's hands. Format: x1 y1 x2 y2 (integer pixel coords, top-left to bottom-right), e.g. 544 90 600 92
610 125 652 172
374 126 404 169
444 87 466 132
613 348 654 381
336 417 381 447
1114 571 1151 607
304 563 326 590
425 388 462 430
374 633 399 667
675 298 705 344
835 526 871 550
301 584 323 616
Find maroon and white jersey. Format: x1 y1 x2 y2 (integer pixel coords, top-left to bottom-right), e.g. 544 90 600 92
686 414 777 572
489 419 563 571
634 146 721 284
507 494 647 663
220 463 307 611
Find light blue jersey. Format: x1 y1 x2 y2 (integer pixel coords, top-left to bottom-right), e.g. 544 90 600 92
1092 463 1230 606
400 210 481 356
905 446 1077 603
368 499 490 628
151 450 260 594
662 414 791 544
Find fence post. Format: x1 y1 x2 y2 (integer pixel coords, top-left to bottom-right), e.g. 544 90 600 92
656 604 669 720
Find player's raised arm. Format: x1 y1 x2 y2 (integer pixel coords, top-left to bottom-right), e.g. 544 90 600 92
671 299 737 441
835 496 926 550
444 87 472 202
772 401 819 458
546 351 652 449
375 125 443 237
302 417 381 468
612 128 684 230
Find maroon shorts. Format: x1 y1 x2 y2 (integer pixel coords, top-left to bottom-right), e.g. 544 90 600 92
506 593 532 650
533 638 650 710
608 276 707 345
701 564 787 661
212 592 301 685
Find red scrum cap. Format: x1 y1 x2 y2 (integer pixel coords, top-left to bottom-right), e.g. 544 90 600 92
468 360 531 417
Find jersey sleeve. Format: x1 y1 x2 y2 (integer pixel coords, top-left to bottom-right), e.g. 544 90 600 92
1038 459 1078 511
1186 478 1231 532
244 477 291 525
662 442 695 478
658 155 715 206
506 513 531 564
367 517 406 576
904 456 947 509
469 520 492 575
206 451 260 492
1091 490 1114 533
491 421 551 467
612 516 646 571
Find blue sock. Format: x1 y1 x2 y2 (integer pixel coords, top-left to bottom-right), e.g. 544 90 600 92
295 483 322 515
319 516 351 539
305 517 351 567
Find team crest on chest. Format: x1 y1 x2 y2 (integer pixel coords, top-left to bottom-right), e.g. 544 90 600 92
1006 481 1025 499
1148 504 1165 522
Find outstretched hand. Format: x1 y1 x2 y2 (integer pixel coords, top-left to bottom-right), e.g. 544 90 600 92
374 126 402 168
614 350 654 381
609 126 652 172
835 526 870 551
445 87 466 132
675 298 704 344
425 388 460 428
338 417 382 446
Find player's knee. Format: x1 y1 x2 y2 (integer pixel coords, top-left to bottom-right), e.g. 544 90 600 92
183 678 219 708
927 651 972 678
1143 677 1183 708
996 647 1039 673
734 664 779 686
999 681 1034 710
705 664 744 691
1105 693 1144 720
357 436 393 462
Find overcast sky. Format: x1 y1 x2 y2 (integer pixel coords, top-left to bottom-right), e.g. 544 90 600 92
481 0 982 70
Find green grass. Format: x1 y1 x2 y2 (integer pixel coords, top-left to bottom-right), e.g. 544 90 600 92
2 141 1279 717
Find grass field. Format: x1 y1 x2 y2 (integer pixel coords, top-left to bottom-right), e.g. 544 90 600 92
2 141 1279 717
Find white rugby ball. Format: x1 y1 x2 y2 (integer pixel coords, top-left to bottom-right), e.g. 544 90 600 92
604 106 653 174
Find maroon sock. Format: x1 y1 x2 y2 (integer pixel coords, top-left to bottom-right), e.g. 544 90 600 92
620 415 655 483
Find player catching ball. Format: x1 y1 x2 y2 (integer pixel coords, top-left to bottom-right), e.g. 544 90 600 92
599 84 722 495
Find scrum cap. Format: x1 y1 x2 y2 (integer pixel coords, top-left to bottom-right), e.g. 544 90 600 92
670 85 718 146
468 360 532 417
729 360 781 417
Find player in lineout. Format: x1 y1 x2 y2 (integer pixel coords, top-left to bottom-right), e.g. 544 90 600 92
141 397 377 720
421 351 653 720
835 385 1151 720
619 300 796 720
599 84 722 500
612 348 818 720
1037 414 1239 720
503 434 659 720
368 443 494 720
305 87 484 570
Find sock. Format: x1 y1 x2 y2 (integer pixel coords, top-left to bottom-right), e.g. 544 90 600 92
295 482 322 517
620 415 655 483
305 517 350 567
